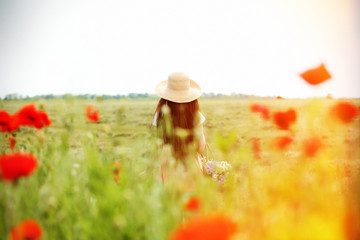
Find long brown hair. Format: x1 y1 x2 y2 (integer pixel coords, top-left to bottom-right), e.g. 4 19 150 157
154 98 200 162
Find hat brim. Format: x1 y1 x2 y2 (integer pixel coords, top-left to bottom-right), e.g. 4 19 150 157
155 79 202 103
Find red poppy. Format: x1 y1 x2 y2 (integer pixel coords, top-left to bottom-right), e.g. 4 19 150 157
252 137 261 159
250 104 270 120
303 137 322 157
330 102 359 123
0 110 10 132
86 105 99 123
10 219 42 240
273 136 293 150
112 162 121 183
0 152 38 182
15 104 52 129
184 196 201 211
169 214 237 240
0 105 51 132
273 109 297 130
9 136 16 149
300 63 331 85
0 110 20 133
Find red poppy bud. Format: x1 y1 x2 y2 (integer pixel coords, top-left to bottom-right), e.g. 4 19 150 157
86 105 100 123
184 196 201 211
9 136 16 149
112 162 121 183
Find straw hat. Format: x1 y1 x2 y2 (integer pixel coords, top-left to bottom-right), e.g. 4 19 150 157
155 72 202 103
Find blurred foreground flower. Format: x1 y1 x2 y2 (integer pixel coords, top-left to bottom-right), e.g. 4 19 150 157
330 101 359 123
169 214 237 240
273 109 297 130
0 152 38 182
300 63 331 85
184 196 201 211
10 219 42 240
86 105 99 123
250 104 270 120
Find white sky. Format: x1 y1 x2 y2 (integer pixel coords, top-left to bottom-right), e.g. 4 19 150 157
0 0 359 98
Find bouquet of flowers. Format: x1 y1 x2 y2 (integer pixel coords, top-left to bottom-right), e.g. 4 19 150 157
199 149 232 185
204 160 232 185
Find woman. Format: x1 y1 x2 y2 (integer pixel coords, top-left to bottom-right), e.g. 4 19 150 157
152 72 206 183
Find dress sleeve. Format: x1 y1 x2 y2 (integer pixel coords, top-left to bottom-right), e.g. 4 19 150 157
199 112 206 125
152 112 158 126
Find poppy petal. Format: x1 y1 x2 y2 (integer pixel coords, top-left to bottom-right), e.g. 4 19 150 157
300 63 331 85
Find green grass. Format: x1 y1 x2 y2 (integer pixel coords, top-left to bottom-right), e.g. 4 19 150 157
0 98 359 239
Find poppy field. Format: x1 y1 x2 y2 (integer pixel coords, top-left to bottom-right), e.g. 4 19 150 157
0 95 359 240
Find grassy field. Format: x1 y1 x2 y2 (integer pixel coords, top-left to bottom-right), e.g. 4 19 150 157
1 98 359 239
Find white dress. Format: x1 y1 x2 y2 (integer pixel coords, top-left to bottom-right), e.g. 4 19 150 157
152 111 206 181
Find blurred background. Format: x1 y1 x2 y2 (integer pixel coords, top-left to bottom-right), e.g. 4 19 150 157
0 0 359 98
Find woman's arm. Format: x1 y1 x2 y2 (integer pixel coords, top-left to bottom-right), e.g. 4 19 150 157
198 124 206 153
159 159 167 183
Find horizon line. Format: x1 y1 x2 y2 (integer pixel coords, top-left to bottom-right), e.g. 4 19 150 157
1 92 359 100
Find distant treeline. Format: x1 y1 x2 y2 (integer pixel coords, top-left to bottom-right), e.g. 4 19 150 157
2 92 258 100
